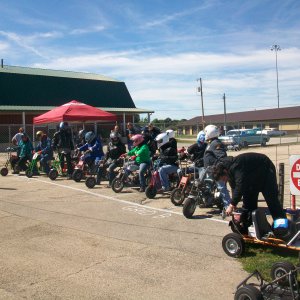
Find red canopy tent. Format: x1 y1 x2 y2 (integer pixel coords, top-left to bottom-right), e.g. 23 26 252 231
33 100 117 124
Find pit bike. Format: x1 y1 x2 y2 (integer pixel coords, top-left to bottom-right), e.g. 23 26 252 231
0 147 18 176
111 157 151 193
182 166 224 218
145 159 179 199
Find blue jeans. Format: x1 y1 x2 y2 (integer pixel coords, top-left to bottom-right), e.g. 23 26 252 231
217 180 231 208
159 164 179 190
40 154 52 174
139 162 150 189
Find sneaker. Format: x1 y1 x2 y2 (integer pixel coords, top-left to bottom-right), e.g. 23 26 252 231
139 187 145 192
162 186 170 192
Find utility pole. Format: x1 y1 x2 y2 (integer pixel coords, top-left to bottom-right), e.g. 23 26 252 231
197 78 205 129
223 93 227 134
271 44 281 108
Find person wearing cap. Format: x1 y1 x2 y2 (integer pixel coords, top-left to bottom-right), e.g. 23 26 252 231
35 131 53 175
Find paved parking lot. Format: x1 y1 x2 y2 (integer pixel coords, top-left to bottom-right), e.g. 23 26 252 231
0 143 299 299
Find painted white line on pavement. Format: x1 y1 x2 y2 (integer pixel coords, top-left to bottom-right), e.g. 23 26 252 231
18 176 227 224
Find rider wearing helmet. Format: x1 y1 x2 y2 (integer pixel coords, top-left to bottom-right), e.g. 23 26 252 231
203 124 230 210
203 124 226 167
103 132 126 186
52 122 74 178
155 131 178 192
178 130 207 180
78 131 104 169
35 130 53 174
126 134 151 192
76 129 87 147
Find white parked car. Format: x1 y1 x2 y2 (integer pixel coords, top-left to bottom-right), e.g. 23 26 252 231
257 128 287 137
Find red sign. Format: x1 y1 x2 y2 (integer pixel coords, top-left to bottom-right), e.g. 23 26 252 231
291 158 300 192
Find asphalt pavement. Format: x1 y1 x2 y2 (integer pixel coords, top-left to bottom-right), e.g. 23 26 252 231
0 174 246 300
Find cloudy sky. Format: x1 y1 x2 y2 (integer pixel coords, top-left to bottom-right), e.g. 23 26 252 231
1 0 300 119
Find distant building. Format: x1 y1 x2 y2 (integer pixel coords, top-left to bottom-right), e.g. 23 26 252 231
0 64 154 134
178 106 300 135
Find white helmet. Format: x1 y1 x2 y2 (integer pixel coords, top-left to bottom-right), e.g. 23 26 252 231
155 132 169 148
204 124 219 141
166 129 175 139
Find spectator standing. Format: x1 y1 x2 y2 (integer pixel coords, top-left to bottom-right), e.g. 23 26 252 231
126 122 138 150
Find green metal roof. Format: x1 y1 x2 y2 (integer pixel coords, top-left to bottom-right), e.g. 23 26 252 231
0 105 154 114
0 65 119 82
0 65 136 108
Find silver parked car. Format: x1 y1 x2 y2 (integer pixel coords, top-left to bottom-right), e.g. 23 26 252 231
219 129 270 148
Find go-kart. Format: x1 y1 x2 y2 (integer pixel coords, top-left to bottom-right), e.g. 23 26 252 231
222 208 300 258
234 261 299 300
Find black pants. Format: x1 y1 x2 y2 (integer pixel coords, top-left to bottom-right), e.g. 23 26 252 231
60 152 73 175
242 164 286 220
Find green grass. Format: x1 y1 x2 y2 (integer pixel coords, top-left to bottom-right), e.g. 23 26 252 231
239 243 299 281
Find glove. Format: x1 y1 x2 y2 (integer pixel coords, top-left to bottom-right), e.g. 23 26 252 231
120 153 127 158
131 155 137 161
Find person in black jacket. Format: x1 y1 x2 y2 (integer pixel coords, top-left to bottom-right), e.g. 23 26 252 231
203 124 231 209
155 131 178 192
178 131 207 179
213 152 286 220
102 132 126 186
52 122 74 179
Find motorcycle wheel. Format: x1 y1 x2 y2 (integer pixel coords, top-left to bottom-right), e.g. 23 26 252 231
48 169 58 181
72 169 83 182
26 169 33 178
222 232 245 258
234 285 263 300
0 167 8 176
85 176 96 189
170 188 185 206
145 186 157 199
182 197 197 218
112 178 124 193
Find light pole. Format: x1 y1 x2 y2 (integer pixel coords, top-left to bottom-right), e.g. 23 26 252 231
197 78 205 129
271 44 281 109
223 93 227 135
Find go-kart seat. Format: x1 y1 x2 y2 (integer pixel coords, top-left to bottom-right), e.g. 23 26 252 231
252 209 272 240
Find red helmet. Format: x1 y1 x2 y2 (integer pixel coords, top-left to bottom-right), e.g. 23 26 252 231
131 134 144 147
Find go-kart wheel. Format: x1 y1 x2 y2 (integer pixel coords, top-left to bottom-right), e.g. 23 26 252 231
72 169 83 182
270 261 296 286
0 167 8 176
145 186 157 199
234 285 263 300
85 177 96 189
26 169 33 178
170 188 185 206
48 169 58 181
222 232 245 258
112 178 124 193
182 197 197 218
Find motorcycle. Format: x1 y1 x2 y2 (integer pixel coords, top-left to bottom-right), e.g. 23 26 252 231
182 167 224 218
111 157 150 193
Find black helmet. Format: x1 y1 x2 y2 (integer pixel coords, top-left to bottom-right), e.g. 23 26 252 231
59 122 68 130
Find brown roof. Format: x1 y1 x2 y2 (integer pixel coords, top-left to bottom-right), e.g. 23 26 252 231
180 106 300 126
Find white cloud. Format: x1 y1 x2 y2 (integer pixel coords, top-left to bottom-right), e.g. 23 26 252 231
70 25 106 35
